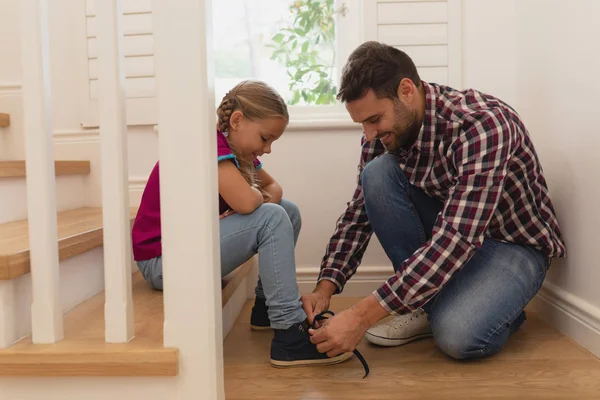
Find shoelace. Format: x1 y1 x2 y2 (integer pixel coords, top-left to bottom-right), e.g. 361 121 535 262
312 310 370 378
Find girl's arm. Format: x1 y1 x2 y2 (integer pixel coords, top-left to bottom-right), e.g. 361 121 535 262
257 168 283 204
218 160 263 214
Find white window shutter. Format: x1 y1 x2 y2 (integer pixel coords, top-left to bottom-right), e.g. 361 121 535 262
79 0 157 127
362 0 463 88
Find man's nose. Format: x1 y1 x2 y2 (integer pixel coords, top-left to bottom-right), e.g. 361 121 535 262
364 128 378 141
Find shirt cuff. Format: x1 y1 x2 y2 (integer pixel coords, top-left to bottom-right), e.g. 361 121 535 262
317 267 347 294
374 280 414 315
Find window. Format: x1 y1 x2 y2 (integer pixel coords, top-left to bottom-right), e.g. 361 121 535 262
212 0 361 120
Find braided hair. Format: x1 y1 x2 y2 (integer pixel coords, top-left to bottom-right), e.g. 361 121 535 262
216 80 288 193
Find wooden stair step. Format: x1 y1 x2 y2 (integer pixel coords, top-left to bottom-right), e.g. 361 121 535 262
0 113 9 127
0 160 90 178
0 207 137 280
0 260 254 376
0 271 178 376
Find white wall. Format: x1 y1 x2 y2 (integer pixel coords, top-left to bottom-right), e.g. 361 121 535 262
515 0 600 355
461 0 517 105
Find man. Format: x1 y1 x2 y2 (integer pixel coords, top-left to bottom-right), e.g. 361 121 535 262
302 41 566 360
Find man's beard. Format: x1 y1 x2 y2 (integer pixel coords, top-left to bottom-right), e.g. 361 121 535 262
382 103 422 153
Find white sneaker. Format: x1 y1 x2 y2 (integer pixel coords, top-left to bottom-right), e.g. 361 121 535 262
364 309 432 347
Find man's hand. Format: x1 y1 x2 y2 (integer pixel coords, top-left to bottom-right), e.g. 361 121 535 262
309 294 390 356
301 280 337 325
308 307 368 357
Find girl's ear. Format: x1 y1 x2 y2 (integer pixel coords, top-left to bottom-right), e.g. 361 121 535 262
229 110 244 132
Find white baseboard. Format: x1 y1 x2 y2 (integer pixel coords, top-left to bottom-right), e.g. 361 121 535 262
296 265 393 297
0 82 21 95
53 129 100 144
129 177 148 207
529 281 600 358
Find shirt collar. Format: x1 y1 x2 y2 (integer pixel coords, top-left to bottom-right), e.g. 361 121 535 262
401 81 437 157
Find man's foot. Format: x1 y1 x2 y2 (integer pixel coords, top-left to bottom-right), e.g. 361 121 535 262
270 320 353 368
364 309 432 347
250 297 272 331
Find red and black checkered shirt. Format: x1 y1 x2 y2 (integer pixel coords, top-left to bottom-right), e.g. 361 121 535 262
318 82 566 315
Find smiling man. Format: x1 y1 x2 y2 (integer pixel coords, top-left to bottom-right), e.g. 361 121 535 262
302 41 566 360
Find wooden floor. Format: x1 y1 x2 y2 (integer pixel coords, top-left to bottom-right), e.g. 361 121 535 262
224 298 600 400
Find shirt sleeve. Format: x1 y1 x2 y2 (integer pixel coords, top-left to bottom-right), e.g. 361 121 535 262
374 110 514 314
318 135 386 293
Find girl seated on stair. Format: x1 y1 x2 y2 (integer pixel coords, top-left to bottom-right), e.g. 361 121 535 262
131 80 353 369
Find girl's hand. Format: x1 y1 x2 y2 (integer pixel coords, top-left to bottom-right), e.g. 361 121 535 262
219 209 237 220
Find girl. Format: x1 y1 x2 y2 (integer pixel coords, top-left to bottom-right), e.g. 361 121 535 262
131 80 353 368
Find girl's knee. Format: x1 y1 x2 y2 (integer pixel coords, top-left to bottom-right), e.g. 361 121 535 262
278 199 302 226
256 203 288 224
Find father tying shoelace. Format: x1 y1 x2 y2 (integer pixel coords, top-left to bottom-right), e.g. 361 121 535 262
301 41 566 363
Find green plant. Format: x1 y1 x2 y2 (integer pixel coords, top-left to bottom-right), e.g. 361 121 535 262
268 0 342 105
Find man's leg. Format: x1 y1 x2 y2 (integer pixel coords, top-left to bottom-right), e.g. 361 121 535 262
424 239 547 359
362 153 443 270
361 153 548 357
361 153 443 346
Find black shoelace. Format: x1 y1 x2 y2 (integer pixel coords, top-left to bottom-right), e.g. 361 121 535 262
312 310 370 378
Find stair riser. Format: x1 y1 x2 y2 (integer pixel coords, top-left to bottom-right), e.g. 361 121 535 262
0 176 87 224
0 248 105 348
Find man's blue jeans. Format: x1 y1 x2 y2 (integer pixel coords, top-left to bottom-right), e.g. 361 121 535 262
362 153 548 359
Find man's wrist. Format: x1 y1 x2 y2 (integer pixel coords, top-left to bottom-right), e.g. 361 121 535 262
314 280 337 298
351 294 390 329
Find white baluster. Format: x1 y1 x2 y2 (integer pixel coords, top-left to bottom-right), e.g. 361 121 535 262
154 0 224 398
20 0 63 343
96 0 134 343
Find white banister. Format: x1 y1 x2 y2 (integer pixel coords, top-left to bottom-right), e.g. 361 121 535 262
20 0 64 343
154 0 224 398
96 0 135 343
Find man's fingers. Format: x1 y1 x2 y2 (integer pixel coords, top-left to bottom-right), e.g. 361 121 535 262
327 348 344 358
302 301 315 325
316 340 333 354
308 327 326 344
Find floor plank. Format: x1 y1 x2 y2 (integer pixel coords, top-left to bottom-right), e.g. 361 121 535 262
224 298 600 400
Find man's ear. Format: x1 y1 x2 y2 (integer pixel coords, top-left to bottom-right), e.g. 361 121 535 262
229 110 244 131
397 78 416 101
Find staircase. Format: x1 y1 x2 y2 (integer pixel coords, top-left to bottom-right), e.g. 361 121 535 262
0 111 255 377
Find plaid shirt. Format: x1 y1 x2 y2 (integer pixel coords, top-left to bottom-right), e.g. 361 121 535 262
318 82 566 315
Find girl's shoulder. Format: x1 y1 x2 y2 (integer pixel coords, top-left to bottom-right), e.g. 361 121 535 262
216 130 232 157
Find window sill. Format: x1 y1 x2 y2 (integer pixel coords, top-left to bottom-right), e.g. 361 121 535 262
286 117 359 132
152 117 360 134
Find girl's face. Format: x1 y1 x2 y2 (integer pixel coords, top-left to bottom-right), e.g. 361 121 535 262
227 111 287 161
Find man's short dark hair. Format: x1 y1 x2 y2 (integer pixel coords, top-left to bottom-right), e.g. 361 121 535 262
337 41 421 103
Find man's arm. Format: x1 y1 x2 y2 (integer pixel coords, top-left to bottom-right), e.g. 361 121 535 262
317 135 385 293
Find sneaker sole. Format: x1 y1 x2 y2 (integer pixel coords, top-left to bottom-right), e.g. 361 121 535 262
364 331 433 347
250 324 273 331
270 351 353 368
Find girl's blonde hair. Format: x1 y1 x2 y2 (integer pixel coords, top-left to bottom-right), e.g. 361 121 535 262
216 80 289 189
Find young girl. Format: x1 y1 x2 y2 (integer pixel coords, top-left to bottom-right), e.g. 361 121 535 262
131 80 353 368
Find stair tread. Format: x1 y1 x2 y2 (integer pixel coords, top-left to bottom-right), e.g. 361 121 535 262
0 260 254 376
0 207 138 280
0 271 178 376
0 113 9 127
0 160 90 178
